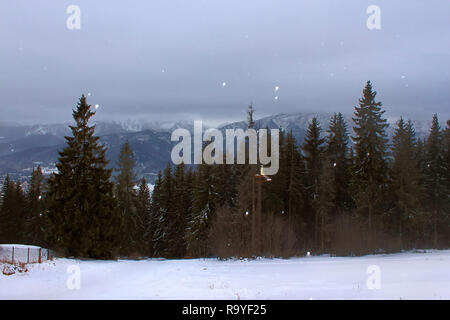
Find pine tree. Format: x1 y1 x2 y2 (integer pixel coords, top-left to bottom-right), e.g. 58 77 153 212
148 171 163 257
186 163 217 257
45 95 121 259
266 129 305 249
388 118 424 248
325 112 352 212
415 138 427 175
115 141 138 255
423 114 446 247
443 120 450 246
315 160 335 253
303 117 325 200
24 166 46 246
153 164 176 257
351 81 389 251
169 162 190 258
214 162 238 210
136 177 151 255
15 181 27 243
0 176 26 243
302 117 325 250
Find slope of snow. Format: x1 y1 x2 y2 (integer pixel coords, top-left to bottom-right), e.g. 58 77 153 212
0 250 448 300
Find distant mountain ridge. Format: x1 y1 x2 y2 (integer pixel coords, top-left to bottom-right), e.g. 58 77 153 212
0 112 433 183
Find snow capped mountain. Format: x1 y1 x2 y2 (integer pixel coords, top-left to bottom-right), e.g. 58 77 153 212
106 119 196 133
0 111 440 183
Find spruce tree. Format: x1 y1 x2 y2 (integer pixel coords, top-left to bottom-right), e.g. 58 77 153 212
153 164 176 257
423 114 446 247
325 112 352 212
46 95 121 259
135 177 151 255
388 118 423 248
351 81 389 251
0 176 26 243
302 117 325 250
148 171 163 257
266 129 304 249
315 160 335 253
303 117 325 200
15 181 27 243
25 166 46 246
214 162 238 210
443 120 450 246
415 138 427 175
186 163 217 257
115 141 138 255
170 162 190 258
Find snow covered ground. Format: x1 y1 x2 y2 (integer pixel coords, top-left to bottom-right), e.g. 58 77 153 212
0 250 449 300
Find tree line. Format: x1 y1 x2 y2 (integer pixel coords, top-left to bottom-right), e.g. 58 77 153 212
0 81 449 259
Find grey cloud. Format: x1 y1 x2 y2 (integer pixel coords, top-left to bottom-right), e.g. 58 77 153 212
0 0 449 124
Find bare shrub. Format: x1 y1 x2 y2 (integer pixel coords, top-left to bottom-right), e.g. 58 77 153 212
2 262 28 276
209 206 300 259
208 205 252 259
262 213 298 258
332 213 366 256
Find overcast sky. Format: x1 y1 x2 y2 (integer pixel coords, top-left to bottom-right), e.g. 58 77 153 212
1 0 449 125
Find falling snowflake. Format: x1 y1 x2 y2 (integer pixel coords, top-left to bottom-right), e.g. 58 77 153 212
274 96 278 100
222 82 227 87
95 104 99 109
275 86 279 92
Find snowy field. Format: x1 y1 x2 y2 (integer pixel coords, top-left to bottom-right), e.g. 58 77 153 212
0 250 449 300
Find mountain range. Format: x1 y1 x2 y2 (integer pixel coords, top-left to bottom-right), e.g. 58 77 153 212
0 112 432 183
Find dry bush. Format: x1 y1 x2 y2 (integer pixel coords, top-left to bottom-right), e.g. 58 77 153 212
208 205 252 259
1 262 29 276
332 213 366 256
331 213 405 256
209 206 300 259
262 213 298 258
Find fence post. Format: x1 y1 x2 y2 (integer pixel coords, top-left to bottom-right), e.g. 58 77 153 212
39 248 42 264
12 247 14 264
27 248 30 264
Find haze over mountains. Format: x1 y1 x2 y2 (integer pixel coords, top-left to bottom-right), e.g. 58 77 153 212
0 112 433 183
